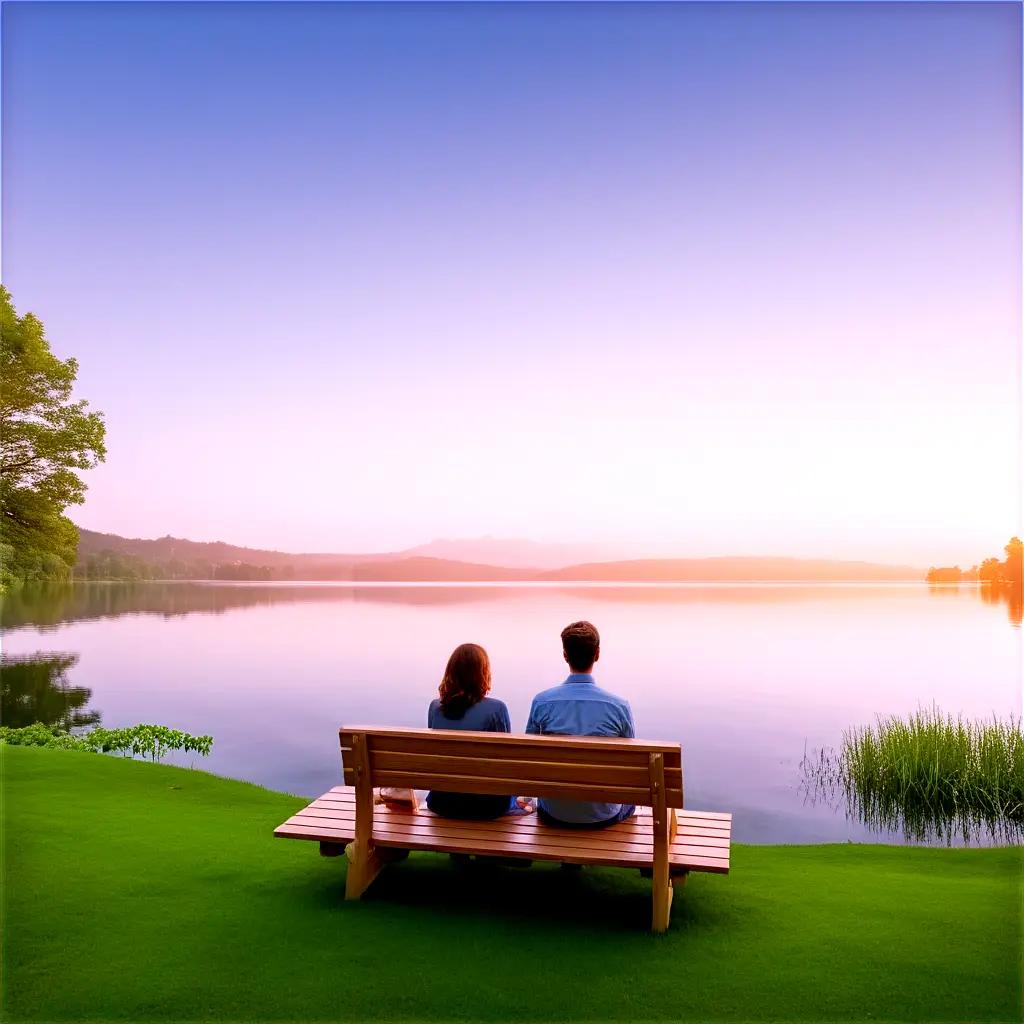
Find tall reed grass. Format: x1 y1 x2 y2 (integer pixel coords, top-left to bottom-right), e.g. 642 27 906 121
803 707 1023 844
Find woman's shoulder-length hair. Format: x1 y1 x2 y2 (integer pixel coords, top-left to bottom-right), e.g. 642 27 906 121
438 642 491 719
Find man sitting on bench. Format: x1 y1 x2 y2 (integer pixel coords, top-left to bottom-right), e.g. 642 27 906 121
525 620 637 829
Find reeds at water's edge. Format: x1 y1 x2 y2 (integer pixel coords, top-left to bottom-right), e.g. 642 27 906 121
801 706 1023 844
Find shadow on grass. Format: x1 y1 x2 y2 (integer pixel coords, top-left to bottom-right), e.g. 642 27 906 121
291 852 719 935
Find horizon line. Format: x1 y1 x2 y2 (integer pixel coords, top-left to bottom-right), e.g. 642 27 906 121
73 524 948 570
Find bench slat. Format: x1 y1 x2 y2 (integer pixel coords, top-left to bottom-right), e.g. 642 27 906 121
345 734 680 771
368 750 679 789
289 805 732 852
343 728 685 808
327 782 729 823
303 815 667 858
363 769 679 807
295 822 729 863
314 788 726 830
288 806 733 847
276 785 733 875
288 807 731 853
301 803 733 845
343 726 681 760
275 820 730 873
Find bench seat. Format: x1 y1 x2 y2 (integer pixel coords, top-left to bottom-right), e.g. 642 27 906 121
276 786 732 874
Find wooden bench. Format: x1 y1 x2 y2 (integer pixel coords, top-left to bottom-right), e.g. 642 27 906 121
275 726 732 932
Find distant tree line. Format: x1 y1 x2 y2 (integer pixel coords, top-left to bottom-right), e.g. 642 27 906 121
926 537 1023 586
72 552 282 581
72 553 384 581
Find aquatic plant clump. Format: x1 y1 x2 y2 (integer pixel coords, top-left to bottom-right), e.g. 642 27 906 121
806 708 1023 844
0 722 213 761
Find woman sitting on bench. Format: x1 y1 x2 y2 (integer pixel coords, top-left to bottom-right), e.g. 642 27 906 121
426 643 519 820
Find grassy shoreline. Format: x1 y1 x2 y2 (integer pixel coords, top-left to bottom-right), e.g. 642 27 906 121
4 747 1021 1023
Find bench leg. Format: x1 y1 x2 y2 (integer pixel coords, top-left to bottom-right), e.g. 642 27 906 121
649 754 674 933
344 841 386 900
343 843 409 899
652 870 689 932
652 876 674 933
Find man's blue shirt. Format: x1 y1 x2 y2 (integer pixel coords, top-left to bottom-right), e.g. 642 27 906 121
525 673 635 824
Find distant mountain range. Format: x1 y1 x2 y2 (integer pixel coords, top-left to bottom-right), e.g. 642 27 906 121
75 528 924 582
543 557 923 582
76 528 390 570
403 537 623 569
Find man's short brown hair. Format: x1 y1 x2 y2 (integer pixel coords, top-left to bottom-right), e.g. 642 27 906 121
561 620 600 672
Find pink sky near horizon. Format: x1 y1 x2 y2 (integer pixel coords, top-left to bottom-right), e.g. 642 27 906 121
3 3 1020 566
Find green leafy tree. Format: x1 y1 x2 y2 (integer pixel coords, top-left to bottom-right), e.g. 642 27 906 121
1 287 106 585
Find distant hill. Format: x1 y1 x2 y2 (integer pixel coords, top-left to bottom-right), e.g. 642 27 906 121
75 529 536 582
74 528 398 580
76 530 558 572
76 529 392 571
352 557 531 582
403 537 621 570
543 557 922 582
74 528 923 582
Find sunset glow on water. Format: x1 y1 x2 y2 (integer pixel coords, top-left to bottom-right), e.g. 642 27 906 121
4 581 1018 843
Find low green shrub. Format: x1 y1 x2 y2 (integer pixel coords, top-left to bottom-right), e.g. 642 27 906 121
0 722 213 761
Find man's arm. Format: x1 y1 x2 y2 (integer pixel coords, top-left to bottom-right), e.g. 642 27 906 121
525 699 541 735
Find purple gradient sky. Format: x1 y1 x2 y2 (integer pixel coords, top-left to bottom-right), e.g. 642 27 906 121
2 2 1021 564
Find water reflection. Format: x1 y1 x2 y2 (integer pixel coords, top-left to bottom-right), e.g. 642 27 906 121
0 652 101 730
2 582 1018 844
8 579 1020 631
0 581 519 631
980 581 1023 627
927 580 1022 627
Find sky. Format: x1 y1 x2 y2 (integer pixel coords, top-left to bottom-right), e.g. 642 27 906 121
2 2 1021 565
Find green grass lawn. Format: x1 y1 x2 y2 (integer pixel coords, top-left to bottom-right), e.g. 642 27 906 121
3 746 1021 1024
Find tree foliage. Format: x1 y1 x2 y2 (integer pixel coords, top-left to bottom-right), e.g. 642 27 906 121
1 286 106 585
927 538 1023 626
927 538 1023 586
1003 537 1022 585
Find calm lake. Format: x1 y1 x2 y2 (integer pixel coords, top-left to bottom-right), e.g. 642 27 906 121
2 581 1020 843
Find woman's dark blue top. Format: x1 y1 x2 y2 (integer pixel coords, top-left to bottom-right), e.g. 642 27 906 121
426 697 515 820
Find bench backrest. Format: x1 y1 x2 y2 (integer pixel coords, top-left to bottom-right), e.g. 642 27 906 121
340 726 684 808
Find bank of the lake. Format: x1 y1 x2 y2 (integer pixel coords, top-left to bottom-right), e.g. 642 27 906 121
4 747 1021 1023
